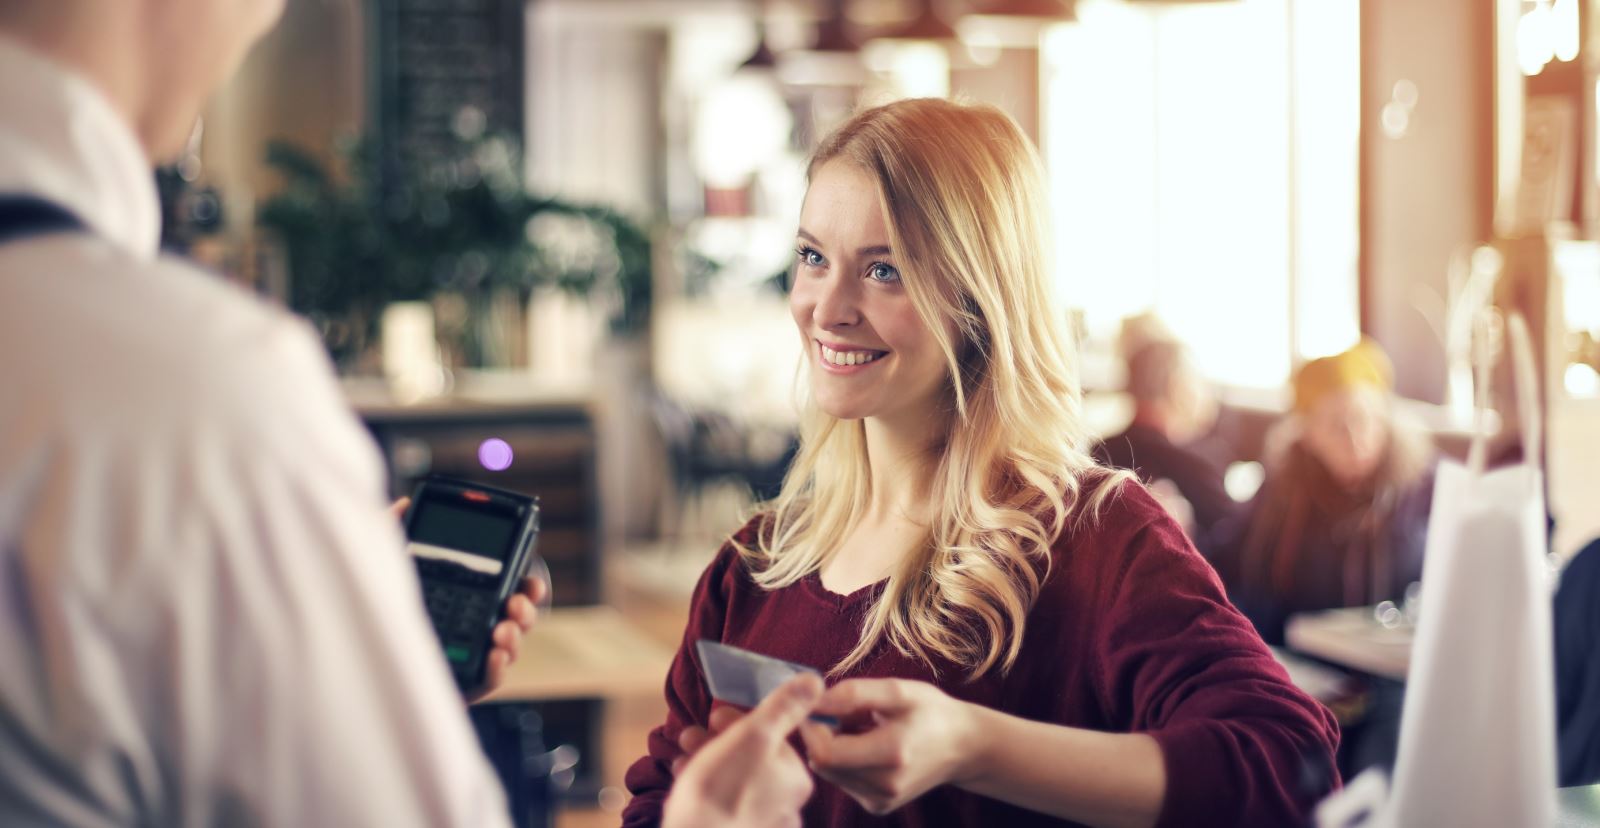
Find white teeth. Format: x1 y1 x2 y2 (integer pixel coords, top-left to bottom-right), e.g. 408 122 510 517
820 343 881 367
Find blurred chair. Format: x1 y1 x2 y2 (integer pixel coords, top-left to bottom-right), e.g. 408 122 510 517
468 703 579 828
647 389 795 540
1556 537 1600 787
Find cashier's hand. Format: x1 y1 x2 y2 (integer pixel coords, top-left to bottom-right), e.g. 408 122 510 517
468 573 545 703
663 673 822 828
389 497 547 704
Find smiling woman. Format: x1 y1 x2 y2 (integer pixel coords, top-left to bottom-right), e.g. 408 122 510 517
766 101 1105 677
623 98 1340 828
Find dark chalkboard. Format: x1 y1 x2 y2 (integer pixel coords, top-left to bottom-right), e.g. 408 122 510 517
369 0 526 172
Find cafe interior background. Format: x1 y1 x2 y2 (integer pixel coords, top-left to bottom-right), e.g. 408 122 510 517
161 0 1600 824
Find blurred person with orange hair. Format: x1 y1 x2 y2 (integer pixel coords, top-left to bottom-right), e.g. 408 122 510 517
1093 327 1240 556
622 98 1338 828
1213 339 1436 646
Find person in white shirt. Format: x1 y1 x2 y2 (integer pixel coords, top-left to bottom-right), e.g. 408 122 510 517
0 2 820 826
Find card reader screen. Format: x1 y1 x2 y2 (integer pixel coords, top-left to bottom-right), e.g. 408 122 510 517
410 500 518 562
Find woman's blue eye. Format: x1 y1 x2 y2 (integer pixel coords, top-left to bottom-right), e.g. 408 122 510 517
867 262 901 283
796 246 826 268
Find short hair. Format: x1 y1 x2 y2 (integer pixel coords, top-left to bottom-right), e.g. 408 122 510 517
1292 337 1394 413
1125 339 1191 404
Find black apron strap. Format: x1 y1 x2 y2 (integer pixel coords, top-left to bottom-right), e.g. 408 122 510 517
0 196 86 246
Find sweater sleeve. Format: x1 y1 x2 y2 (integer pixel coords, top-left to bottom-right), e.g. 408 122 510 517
620 530 752 826
1093 511 1340 828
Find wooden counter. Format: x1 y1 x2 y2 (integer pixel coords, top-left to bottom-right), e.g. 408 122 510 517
486 606 675 703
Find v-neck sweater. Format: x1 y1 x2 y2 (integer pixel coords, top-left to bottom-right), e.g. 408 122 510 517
622 483 1339 827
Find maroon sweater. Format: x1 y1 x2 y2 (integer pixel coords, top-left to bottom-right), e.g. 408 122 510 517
622 485 1339 827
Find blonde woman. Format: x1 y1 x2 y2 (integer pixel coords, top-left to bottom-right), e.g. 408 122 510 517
623 99 1337 828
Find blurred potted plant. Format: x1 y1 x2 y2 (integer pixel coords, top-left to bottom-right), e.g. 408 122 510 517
257 131 651 372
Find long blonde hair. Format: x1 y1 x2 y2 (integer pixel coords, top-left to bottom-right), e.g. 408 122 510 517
736 98 1127 680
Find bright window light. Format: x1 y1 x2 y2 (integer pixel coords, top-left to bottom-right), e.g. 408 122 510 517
882 42 951 100
1044 0 1359 389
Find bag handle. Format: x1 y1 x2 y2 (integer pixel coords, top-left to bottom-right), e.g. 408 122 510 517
1466 311 1495 474
1466 310 1542 476
1507 312 1542 472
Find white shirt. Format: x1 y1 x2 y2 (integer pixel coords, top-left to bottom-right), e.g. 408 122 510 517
0 38 510 827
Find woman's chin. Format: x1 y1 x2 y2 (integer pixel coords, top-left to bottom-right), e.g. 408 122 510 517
819 406 871 422
813 394 874 422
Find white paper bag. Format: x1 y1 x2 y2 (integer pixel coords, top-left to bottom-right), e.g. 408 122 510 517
1387 313 1556 827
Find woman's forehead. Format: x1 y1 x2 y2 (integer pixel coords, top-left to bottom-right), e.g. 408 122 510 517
799 161 890 247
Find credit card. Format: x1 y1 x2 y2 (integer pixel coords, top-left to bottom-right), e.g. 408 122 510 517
694 639 838 727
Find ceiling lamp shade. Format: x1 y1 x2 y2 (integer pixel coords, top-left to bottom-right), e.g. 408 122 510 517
780 0 869 86
872 0 959 44
960 0 1074 49
736 0 780 72
811 0 863 53
967 0 1075 19
738 35 779 70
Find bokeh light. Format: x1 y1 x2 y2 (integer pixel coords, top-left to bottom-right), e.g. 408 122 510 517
478 438 514 472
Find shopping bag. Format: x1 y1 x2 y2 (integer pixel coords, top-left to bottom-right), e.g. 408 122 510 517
1386 312 1555 827
1315 313 1555 828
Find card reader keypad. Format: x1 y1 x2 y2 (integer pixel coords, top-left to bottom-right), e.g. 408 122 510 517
416 559 501 662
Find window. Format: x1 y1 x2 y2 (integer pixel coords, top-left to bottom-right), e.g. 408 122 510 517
1043 0 1360 390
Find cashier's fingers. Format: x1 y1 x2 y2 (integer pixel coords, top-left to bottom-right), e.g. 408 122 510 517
492 620 522 659
670 706 746 778
505 590 540 631
389 497 411 522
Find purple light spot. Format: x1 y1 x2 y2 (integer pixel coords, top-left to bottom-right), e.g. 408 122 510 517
478 438 514 471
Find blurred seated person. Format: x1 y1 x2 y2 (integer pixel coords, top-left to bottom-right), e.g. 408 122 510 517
1556 536 1600 786
1213 338 1435 646
1093 334 1240 556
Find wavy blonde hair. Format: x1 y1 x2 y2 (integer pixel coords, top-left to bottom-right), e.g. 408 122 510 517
735 98 1128 681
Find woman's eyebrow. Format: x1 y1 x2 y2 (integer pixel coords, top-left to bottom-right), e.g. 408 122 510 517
797 228 892 257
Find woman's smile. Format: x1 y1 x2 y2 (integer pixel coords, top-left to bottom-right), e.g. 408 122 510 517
816 339 889 374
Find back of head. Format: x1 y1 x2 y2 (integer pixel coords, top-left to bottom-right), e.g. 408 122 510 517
1125 339 1190 404
1124 336 1215 441
0 0 285 160
1116 311 1176 364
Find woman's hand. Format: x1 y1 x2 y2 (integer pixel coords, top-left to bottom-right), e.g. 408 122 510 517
390 497 547 704
798 678 982 816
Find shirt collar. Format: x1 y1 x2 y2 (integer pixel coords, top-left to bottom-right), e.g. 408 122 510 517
0 36 160 260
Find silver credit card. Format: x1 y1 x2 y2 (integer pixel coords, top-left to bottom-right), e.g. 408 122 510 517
695 639 838 727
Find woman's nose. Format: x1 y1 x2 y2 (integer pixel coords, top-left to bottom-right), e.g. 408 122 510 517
812 268 861 329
